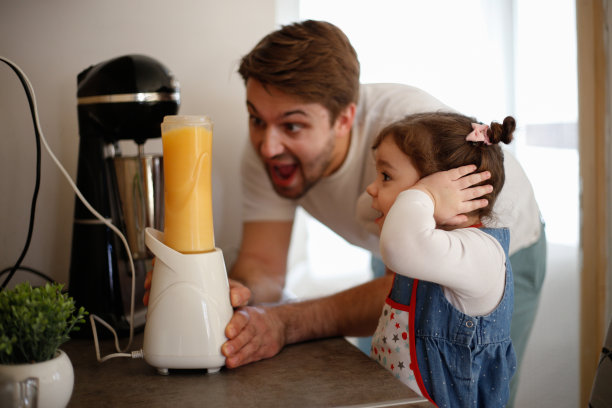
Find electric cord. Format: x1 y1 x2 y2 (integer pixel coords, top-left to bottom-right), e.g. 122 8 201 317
0 266 54 283
0 56 142 362
0 58 42 291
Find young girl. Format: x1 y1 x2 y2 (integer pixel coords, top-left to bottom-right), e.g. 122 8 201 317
367 112 517 407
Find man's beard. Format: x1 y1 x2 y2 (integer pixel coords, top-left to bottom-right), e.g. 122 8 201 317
267 136 336 200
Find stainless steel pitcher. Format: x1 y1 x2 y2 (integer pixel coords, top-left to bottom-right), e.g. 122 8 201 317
113 154 164 260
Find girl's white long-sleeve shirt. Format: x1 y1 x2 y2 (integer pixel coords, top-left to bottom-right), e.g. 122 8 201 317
379 189 507 316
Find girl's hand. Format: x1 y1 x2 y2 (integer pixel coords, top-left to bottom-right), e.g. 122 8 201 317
412 164 492 226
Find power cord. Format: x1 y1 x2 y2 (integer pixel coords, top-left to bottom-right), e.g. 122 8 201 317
0 56 143 362
0 57 42 291
0 266 54 283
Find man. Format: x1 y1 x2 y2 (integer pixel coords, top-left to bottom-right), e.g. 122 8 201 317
208 20 545 405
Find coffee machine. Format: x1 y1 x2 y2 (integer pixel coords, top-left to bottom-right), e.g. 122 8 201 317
68 54 180 336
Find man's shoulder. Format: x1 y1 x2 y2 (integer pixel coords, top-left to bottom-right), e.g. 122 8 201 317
353 83 451 142
360 82 440 99
358 83 450 115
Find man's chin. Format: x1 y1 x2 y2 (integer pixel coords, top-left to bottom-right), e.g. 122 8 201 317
272 184 306 200
267 170 306 199
270 176 314 199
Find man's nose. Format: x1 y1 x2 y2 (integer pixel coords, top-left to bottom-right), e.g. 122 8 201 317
259 127 284 158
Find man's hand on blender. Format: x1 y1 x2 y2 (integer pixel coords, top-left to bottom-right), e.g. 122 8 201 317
143 268 285 368
143 266 278 368
221 302 289 368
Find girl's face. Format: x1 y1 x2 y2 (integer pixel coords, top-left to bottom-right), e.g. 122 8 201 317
366 136 421 230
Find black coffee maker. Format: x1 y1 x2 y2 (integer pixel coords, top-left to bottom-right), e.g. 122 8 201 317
68 54 180 336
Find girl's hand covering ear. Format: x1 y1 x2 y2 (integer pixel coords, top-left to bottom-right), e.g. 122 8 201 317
412 165 492 226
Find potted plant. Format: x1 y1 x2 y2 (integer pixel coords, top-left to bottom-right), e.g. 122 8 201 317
0 282 87 408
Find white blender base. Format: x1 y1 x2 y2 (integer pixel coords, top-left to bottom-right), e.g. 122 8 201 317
146 354 225 375
143 228 233 375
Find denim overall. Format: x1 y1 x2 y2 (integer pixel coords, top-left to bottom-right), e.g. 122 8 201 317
373 227 516 408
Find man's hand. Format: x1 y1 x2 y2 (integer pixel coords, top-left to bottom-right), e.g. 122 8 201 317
228 279 251 308
413 164 492 226
143 265 153 306
222 305 286 368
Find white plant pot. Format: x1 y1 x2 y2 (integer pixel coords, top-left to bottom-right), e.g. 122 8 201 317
0 350 74 408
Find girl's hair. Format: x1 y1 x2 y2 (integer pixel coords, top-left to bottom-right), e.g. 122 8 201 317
238 20 360 124
372 112 516 220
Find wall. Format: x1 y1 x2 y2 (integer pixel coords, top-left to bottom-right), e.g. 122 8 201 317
576 0 608 404
606 0 612 334
0 0 276 285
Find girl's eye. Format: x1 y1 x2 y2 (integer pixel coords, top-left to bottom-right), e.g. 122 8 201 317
382 172 391 182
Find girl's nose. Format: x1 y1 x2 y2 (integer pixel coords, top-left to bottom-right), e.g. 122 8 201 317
366 182 377 197
259 128 284 158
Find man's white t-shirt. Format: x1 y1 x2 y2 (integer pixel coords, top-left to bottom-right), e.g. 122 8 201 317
241 83 542 257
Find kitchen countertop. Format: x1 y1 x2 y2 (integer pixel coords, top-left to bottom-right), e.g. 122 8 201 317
63 332 433 407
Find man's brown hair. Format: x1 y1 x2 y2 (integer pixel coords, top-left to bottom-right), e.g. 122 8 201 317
238 20 360 124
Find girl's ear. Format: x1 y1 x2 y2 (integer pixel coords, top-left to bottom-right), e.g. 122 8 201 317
333 103 356 138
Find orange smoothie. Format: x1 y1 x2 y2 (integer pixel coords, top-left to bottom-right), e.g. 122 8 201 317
161 116 214 253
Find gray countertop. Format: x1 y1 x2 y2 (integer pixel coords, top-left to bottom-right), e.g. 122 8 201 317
63 332 433 407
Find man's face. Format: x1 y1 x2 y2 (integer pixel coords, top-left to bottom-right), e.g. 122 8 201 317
245 79 342 199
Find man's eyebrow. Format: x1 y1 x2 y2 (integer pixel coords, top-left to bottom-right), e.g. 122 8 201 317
282 109 309 118
246 100 258 113
246 100 309 119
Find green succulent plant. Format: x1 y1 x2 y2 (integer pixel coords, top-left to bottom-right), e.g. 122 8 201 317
0 282 87 364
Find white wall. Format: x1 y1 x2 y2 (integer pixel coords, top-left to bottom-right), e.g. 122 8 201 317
0 0 276 285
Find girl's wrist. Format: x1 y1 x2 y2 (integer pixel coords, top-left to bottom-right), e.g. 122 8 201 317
409 185 435 205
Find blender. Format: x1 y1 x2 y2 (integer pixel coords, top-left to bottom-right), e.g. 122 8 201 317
68 54 179 336
143 115 233 375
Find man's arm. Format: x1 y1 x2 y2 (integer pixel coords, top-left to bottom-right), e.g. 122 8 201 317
222 273 392 368
229 220 293 304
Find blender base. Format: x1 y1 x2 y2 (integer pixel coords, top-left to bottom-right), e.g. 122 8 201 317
142 228 233 374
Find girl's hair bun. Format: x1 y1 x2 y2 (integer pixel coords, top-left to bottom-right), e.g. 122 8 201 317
490 116 515 145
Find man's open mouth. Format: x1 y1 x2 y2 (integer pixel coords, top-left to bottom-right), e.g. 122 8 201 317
269 163 299 188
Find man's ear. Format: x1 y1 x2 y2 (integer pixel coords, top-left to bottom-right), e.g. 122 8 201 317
334 103 356 138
